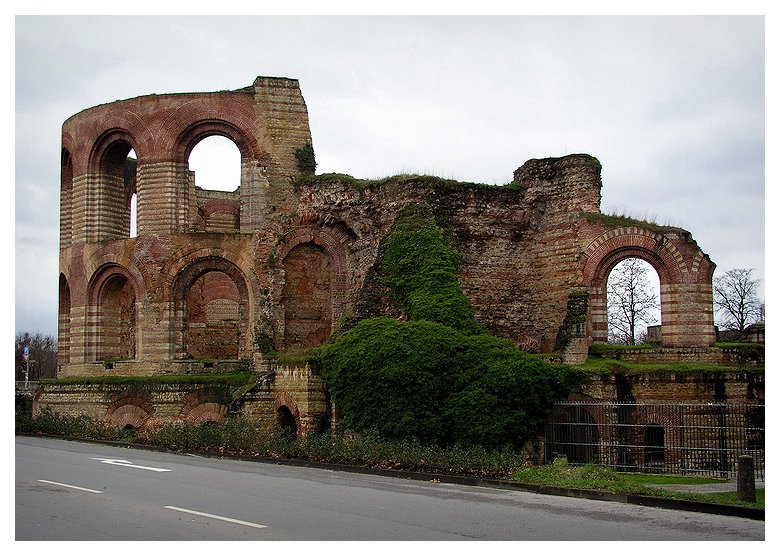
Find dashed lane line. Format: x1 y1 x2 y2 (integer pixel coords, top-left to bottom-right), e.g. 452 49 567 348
37 480 103 494
164 506 268 529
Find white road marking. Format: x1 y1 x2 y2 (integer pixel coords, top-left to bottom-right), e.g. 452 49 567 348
38 480 103 493
91 457 171 472
164 506 267 529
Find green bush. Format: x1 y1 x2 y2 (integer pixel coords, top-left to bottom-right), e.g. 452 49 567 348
322 318 460 444
322 317 582 449
294 142 317 174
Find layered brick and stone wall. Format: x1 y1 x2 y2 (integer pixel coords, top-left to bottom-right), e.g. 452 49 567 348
52 76 724 433
33 362 329 436
58 77 717 377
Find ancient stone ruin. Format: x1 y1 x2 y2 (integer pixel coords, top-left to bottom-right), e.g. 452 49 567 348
46 76 723 434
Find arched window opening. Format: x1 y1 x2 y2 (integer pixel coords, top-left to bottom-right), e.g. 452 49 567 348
185 270 240 359
97 140 137 240
127 148 138 237
98 275 136 361
188 135 241 192
644 424 665 465
58 274 71 367
606 258 661 345
60 149 74 248
281 242 333 350
276 405 298 439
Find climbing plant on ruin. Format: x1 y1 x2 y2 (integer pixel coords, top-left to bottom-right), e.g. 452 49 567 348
321 203 583 449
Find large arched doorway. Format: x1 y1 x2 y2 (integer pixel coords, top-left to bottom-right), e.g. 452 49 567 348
186 270 241 359
171 257 250 360
281 242 333 349
97 274 137 361
606 257 661 345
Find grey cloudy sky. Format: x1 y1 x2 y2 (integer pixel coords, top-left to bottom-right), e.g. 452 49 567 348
13 15 766 337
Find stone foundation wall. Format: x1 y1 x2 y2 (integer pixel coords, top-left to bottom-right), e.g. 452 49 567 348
33 362 330 436
576 370 764 403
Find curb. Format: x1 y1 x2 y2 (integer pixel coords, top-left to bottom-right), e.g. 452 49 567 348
19 434 764 521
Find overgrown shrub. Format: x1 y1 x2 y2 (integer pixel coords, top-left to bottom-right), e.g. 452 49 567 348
321 318 582 450
321 318 461 444
294 142 317 174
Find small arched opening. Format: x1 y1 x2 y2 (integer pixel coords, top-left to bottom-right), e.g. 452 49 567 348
548 406 601 465
276 405 298 439
644 424 665 466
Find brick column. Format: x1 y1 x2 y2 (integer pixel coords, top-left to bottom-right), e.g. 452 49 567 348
661 282 716 347
136 162 189 236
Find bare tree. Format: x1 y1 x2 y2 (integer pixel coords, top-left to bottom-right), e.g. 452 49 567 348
713 268 762 333
607 258 660 345
15 332 58 381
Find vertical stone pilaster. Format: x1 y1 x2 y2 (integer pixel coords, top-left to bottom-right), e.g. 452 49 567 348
136 162 189 236
240 160 269 232
661 282 716 347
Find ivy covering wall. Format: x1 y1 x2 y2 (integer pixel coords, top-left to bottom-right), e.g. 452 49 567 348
321 203 583 449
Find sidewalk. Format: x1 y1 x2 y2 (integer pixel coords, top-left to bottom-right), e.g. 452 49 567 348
651 480 765 493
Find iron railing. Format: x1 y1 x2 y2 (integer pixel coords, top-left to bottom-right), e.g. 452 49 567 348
544 401 765 479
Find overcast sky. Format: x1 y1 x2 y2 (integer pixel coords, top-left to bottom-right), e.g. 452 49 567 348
12 14 767 337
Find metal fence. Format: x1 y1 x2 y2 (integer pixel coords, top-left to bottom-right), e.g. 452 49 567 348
544 402 765 479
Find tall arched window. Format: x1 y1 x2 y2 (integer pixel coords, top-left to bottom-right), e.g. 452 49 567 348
60 149 74 248
58 274 71 366
185 270 240 359
95 138 137 240
98 274 136 361
128 149 138 238
281 242 333 349
606 257 661 345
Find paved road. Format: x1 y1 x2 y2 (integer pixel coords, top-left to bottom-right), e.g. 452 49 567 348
15 436 764 541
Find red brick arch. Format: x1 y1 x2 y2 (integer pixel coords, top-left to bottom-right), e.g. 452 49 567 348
106 390 154 429
167 253 252 360
175 118 259 162
274 391 301 434
273 226 350 348
580 227 715 347
86 262 143 361
580 227 687 286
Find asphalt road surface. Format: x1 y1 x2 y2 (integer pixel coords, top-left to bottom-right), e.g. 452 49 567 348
15 436 764 541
